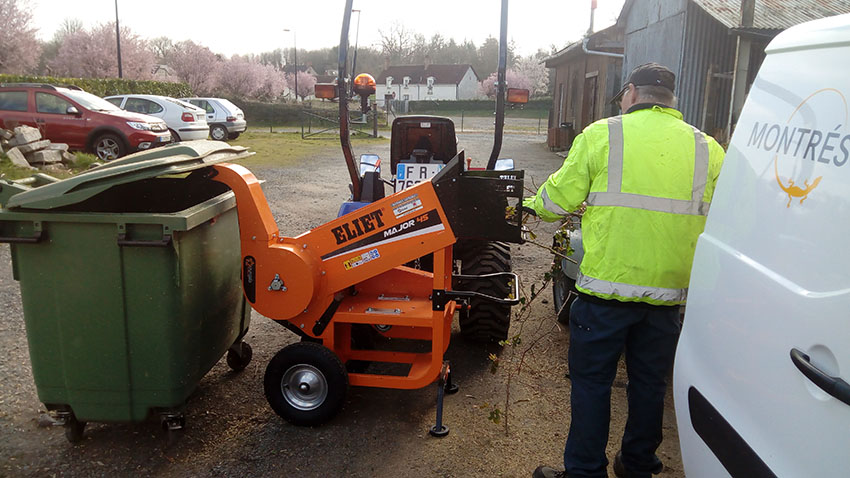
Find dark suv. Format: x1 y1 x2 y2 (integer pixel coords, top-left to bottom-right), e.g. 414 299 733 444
0 83 171 160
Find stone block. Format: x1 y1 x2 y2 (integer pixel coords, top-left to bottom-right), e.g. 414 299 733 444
61 151 77 164
9 125 42 146
46 143 69 151
0 129 13 140
27 149 64 164
17 140 50 155
5 147 36 169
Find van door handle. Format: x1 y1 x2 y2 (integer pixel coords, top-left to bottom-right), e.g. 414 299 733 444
790 348 850 406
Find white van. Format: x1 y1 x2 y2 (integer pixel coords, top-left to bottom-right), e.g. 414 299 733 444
675 13 850 477
182 97 247 141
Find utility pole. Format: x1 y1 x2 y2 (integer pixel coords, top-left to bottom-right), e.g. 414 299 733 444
285 29 298 102
727 0 755 139
115 0 123 78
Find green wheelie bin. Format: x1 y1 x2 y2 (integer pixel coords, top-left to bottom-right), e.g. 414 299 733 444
0 141 254 443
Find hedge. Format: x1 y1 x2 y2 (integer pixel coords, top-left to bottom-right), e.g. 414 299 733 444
0 74 192 98
408 98 551 113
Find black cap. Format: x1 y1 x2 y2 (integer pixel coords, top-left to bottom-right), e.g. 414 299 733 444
610 62 676 105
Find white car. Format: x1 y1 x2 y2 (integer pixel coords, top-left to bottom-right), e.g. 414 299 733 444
181 97 247 141
675 13 850 478
104 94 209 142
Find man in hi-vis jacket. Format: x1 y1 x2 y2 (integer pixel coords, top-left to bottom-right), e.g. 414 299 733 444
527 63 725 478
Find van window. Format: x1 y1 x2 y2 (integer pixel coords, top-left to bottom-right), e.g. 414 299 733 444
0 91 28 112
36 93 73 114
125 98 163 115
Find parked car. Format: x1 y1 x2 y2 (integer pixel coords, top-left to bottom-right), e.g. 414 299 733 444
181 97 246 141
104 94 208 142
675 13 850 478
0 83 170 161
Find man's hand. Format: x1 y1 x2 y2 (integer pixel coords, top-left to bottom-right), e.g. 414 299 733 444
522 197 538 217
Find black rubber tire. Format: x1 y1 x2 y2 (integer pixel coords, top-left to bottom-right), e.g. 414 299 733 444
64 414 86 443
264 342 348 426
226 341 253 372
168 128 181 142
553 271 577 325
227 132 240 140
210 124 228 141
454 240 512 343
92 133 125 161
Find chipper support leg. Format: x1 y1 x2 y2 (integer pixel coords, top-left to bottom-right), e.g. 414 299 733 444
429 361 453 438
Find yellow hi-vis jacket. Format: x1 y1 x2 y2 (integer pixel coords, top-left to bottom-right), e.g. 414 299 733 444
524 105 725 306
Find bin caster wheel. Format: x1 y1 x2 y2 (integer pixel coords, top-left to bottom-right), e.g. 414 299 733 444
264 341 348 426
161 414 185 447
429 424 449 438
64 414 86 443
227 341 253 372
445 382 460 395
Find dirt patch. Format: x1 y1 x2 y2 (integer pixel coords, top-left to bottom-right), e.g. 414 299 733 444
0 130 685 477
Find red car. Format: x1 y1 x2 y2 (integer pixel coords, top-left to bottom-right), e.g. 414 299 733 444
0 83 171 160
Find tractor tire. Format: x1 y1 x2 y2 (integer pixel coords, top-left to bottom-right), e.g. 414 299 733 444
264 341 348 426
454 240 512 343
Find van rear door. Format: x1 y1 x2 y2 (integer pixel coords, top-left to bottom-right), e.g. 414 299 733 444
675 14 850 478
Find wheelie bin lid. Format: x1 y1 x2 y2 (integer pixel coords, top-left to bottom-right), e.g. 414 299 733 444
5 141 253 210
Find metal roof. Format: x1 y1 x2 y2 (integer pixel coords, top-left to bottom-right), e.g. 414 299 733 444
692 0 850 30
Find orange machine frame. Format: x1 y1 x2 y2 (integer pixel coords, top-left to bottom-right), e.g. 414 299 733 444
211 163 459 390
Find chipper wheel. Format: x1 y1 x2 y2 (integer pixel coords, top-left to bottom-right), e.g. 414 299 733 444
454 241 512 343
264 341 349 426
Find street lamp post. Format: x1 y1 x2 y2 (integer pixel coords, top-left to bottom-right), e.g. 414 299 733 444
284 29 298 102
114 0 123 78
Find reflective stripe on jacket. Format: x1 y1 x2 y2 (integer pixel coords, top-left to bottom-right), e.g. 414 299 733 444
524 105 725 305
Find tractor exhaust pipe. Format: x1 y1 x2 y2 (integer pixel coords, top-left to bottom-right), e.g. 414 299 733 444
338 0 362 201
487 0 509 170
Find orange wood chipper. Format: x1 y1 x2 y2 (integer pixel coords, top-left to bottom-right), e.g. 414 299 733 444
207 0 525 436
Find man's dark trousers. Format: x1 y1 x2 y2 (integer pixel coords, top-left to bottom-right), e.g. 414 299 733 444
563 297 681 478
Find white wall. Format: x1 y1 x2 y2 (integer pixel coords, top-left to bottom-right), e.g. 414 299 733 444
457 68 482 99
376 83 460 105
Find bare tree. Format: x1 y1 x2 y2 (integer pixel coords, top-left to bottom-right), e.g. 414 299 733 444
0 0 42 74
378 22 419 64
150 36 175 65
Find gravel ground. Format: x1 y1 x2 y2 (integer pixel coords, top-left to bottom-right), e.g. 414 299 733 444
0 125 685 478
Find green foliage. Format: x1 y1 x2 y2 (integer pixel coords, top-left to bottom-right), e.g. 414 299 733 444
408 98 551 114
476 402 503 424
237 101 310 126
0 74 192 98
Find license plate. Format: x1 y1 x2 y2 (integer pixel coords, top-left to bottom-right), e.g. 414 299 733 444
395 163 445 192
158 135 170 142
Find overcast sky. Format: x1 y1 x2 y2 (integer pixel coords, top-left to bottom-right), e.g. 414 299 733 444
28 0 626 58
